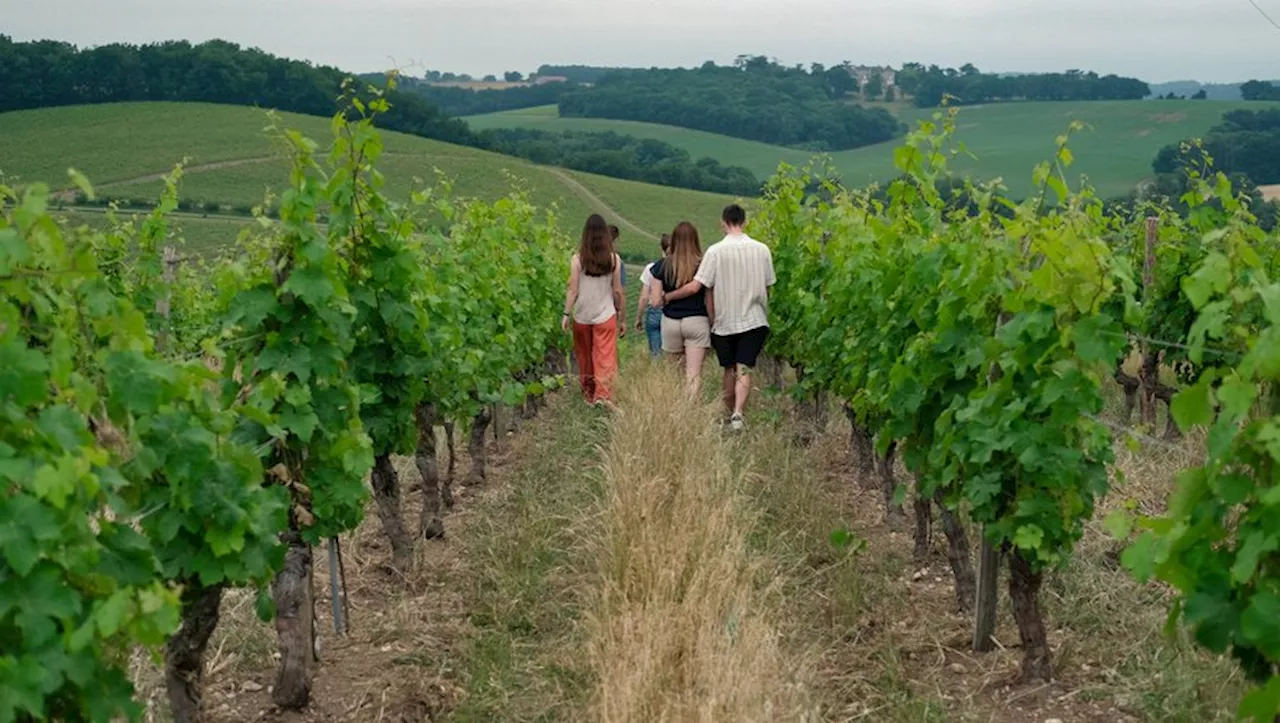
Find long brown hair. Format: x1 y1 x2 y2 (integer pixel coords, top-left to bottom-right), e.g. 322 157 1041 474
664 221 701 287
578 214 616 277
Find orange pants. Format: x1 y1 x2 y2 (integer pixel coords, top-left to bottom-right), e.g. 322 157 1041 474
572 315 619 404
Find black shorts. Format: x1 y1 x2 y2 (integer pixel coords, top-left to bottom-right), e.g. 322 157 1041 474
711 326 770 369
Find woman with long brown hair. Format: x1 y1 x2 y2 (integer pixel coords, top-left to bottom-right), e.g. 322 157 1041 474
647 221 709 392
562 214 625 406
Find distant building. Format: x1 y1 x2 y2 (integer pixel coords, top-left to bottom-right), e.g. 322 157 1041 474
533 75 569 85
847 65 896 89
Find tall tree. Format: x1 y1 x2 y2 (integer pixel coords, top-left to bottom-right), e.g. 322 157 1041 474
864 72 885 100
1241 79 1280 101
824 65 859 99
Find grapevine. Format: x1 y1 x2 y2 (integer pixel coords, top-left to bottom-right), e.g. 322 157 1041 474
1122 169 1280 721
759 110 1134 680
0 180 181 722
3 77 576 721
211 108 375 708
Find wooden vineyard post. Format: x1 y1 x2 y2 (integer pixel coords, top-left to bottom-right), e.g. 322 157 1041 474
974 308 1010 652
327 538 346 635
1138 217 1159 427
972 533 999 651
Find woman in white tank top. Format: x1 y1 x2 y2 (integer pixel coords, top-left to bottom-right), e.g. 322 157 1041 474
562 214 625 406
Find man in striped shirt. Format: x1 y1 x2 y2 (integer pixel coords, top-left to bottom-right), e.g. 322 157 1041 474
664 203 775 431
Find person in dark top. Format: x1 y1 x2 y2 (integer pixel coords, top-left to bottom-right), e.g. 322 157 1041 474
647 221 710 394
635 233 672 357
609 224 626 287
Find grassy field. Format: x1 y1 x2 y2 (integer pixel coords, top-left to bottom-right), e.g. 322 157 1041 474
56 208 257 257
467 100 1280 197
0 102 736 260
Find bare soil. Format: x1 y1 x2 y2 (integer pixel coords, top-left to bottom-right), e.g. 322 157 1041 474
192 415 533 722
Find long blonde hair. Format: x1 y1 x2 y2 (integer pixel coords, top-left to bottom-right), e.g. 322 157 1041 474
664 222 701 288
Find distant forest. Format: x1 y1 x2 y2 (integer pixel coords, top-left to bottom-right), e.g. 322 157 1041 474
535 65 637 84
481 128 760 195
1153 108 1280 186
894 64 1150 107
0 36 479 147
1240 80 1280 101
557 57 904 151
11 35 1277 202
366 75 576 116
1147 80 1246 101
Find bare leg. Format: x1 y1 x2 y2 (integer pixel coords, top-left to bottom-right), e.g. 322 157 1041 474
733 365 752 416
721 368 735 417
685 346 707 396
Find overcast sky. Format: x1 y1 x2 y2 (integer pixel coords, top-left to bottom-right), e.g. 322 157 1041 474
3 0 1277 83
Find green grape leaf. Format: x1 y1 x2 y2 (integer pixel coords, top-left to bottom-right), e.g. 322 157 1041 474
1013 524 1044 553
1071 315 1123 363
1242 592 1280 659
1102 509 1132 539
94 590 133 637
1121 531 1160 582
1184 592 1238 653
283 265 336 306
1238 675 1280 722
1232 531 1279 584
1182 252 1231 309
1171 378 1215 431
1217 375 1258 422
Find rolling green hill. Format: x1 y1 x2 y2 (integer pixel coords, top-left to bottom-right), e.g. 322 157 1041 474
467 100 1280 197
0 102 737 260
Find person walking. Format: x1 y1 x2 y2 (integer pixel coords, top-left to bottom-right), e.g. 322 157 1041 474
662 204 774 430
635 233 671 357
609 224 626 288
649 222 711 394
563 214 625 407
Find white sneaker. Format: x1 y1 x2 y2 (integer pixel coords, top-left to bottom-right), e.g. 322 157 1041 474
729 414 745 432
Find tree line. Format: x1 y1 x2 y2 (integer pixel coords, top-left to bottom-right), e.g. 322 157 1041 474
1241 79 1280 101
480 127 760 195
0 36 478 147
557 57 904 151
535 64 635 84
1153 108 1280 189
388 77 576 116
894 63 1150 107
0 37 765 197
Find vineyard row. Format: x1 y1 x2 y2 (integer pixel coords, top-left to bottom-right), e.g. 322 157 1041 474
759 111 1280 719
1 82 571 722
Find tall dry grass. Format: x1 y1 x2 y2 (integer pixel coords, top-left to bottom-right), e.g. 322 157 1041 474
585 364 817 722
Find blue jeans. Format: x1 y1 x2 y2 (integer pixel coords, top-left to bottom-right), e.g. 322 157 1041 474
644 307 663 357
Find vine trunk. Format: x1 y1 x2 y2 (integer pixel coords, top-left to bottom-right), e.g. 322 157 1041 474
934 489 976 612
272 527 315 709
878 441 905 530
467 407 492 485
164 581 225 723
443 419 457 507
1008 549 1052 682
414 404 445 539
371 453 412 572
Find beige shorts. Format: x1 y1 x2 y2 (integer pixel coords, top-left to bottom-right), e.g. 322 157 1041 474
660 315 711 352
